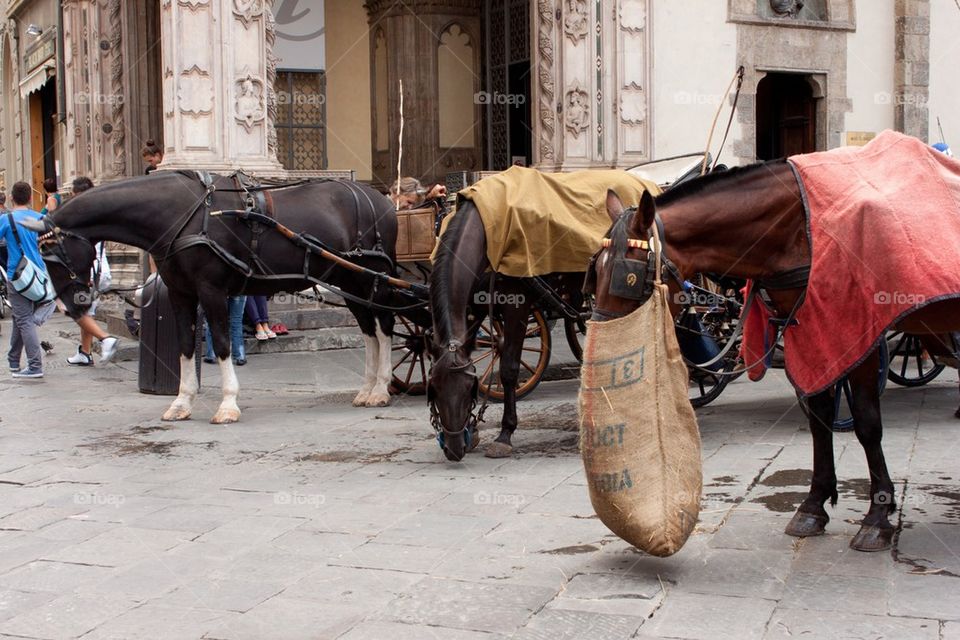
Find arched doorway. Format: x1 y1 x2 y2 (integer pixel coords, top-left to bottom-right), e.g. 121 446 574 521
755 72 817 160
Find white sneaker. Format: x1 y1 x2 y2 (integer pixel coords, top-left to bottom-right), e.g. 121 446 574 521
67 347 93 366
99 337 119 365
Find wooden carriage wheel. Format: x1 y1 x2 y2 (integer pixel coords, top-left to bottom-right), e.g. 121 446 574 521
886 331 946 387
390 316 430 396
474 309 551 402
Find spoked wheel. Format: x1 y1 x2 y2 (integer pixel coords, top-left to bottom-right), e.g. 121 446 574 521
799 341 889 432
886 331 946 387
475 309 551 402
390 316 430 396
676 305 744 409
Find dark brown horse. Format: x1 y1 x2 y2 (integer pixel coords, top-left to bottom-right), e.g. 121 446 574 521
428 202 583 462
589 164 960 552
40 171 399 422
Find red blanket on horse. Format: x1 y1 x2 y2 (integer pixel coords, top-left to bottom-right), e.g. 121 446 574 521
742 130 960 396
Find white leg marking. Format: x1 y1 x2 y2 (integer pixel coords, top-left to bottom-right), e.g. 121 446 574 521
353 333 378 407
162 356 198 421
366 323 393 407
211 358 241 424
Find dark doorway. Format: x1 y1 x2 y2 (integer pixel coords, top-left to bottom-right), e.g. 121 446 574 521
755 73 817 160
484 0 531 170
29 78 58 209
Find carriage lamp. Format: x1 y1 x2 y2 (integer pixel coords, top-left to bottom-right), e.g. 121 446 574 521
26 24 43 37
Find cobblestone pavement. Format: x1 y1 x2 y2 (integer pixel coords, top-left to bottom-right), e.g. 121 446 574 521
1 316 959 639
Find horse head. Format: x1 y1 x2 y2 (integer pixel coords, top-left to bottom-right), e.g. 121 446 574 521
427 338 479 462
585 189 661 321
40 229 98 319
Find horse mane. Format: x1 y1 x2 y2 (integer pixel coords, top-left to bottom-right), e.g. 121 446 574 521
654 159 787 208
430 203 473 344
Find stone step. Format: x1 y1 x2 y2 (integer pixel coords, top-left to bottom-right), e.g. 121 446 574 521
241 326 366 354
269 307 356 330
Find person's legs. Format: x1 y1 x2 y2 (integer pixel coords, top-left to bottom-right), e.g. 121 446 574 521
204 323 216 362
229 296 246 362
9 290 41 373
7 301 22 371
245 296 264 324
253 296 269 324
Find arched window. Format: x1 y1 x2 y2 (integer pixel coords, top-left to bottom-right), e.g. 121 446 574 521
437 23 476 148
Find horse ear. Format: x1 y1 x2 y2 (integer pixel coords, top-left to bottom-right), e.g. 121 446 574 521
605 189 624 223
632 189 657 235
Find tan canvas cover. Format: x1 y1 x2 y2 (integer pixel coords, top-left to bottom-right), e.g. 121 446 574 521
442 166 660 277
579 276 702 557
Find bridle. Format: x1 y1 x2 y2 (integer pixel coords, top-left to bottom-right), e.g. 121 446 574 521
39 227 97 292
585 206 809 376
428 340 480 450
586 208 685 321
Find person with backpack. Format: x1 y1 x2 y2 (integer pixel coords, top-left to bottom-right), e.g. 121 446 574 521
0 182 52 378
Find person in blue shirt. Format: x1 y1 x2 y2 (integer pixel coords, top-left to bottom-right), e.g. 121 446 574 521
0 181 50 378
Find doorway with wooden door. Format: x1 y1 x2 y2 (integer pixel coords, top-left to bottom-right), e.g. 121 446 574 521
755 72 817 161
28 78 57 211
483 0 531 170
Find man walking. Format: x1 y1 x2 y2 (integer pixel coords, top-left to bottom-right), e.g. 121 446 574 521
0 181 50 378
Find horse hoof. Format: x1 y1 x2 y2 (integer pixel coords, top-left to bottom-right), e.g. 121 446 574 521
365 393 391 408
850 524 894 552
352 392 370 407
162 408 191 422
484 441 513 459
785 510 829 537
210 409 240 425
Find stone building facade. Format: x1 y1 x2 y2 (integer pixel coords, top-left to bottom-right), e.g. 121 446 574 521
0 0 956 195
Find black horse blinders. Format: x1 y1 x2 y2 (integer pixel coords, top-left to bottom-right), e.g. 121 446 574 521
584 208 659 303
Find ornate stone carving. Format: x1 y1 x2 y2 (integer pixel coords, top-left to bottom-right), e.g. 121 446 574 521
178 67 215 115
537 0 556 161
619 0 645 32
235 73 266 131
564 86 590 138
769 0 803 16
264 5 279 159
619 88 646 125
563 0 588 43
179 0 210 9
108 0 126 177
233 0 264 26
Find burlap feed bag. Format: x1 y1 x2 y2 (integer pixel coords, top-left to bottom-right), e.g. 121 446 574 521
578 272 702 556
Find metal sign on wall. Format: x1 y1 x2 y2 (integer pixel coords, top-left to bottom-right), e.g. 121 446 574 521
22 27 56 76
272 0 325 71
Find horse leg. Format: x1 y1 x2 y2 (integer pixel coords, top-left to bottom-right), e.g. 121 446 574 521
346 302 378 407
202 296 241 425
484 304 527 459
364 312 395 408
162 293 200 422
848 350 896 551
785 389 838 537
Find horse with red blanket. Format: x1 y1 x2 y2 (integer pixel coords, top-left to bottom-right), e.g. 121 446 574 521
587 130 960 552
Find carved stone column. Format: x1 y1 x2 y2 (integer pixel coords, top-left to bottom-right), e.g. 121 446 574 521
533 0 651 170
159 0 282 173
894 0 929 140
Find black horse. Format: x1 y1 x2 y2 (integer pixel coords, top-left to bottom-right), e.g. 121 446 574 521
40 171 399 423
428 202 583 461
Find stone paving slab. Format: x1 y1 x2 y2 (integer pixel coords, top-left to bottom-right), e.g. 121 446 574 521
763 607 940 640
2 317 960 638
